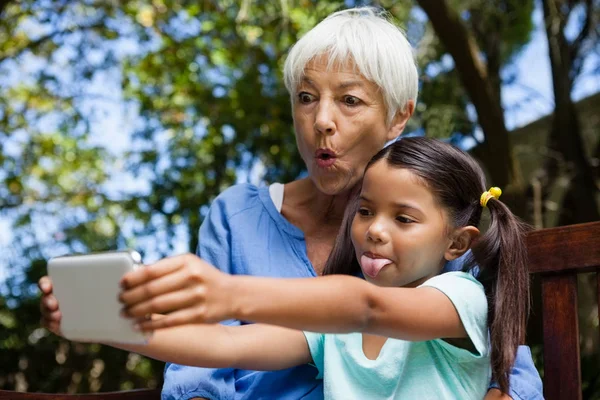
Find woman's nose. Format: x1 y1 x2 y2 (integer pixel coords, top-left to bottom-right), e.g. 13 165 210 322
314 100 336 135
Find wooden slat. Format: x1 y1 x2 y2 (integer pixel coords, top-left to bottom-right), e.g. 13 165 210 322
527 221 600 274
0 389 161 400
541 274 582 400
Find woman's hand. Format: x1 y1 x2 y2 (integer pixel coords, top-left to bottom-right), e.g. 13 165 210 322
484 389 512 400
38 276 63 336
119 253 234 331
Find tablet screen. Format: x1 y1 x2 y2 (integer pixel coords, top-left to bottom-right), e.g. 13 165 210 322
47 250 150 344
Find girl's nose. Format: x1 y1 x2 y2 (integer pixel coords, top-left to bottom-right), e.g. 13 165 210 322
314 100 336 136
366 219 389 243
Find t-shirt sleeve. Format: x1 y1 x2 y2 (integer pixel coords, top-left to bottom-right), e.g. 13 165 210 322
420 271 489 361
303 331 325 379
163 191 238 400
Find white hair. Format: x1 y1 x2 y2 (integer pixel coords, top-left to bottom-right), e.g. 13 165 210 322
283 7 418 125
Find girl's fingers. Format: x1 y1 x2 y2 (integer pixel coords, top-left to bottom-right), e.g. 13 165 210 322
119 267 192 306
41 294 59 313
135 309 202 332
38 276 53 294
122 288 203 318
45 321 62 335
45 309 62 323
120 254 193 289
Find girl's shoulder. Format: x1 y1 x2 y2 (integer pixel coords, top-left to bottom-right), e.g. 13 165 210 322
419 272 487 321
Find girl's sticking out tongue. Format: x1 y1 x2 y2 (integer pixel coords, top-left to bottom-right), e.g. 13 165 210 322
360 255 392 278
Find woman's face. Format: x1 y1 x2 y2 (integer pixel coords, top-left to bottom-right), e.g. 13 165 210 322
292 56 408 196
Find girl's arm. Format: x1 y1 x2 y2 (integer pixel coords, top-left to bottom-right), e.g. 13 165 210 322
120 255 467 342
228 275 467 341
107 321 311 371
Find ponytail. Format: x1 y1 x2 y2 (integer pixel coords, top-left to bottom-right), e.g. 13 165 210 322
469 198 530 394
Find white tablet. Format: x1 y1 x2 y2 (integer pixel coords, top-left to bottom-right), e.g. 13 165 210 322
47 250 151 344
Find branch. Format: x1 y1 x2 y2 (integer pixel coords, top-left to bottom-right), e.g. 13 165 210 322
569 0 595 80
416 0 514 186
0 20 106 64
0 0 11 18
569 0 593 60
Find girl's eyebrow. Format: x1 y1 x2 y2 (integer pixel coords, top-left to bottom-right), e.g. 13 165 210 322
360 195 423 213
391 201 423 213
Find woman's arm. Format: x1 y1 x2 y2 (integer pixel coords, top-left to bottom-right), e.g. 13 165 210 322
120 255 467 342
107 322 311 371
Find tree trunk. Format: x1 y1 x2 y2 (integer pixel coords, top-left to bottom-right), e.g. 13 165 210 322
417 0 518 188
541 0 599 224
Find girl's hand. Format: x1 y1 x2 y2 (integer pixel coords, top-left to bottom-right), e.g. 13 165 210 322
38 276 63 336
119 254 234 331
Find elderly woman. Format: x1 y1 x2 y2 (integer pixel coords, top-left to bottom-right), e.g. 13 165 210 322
39 7 543 400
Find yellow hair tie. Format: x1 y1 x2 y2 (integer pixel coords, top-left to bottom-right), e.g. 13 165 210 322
480 187 502 207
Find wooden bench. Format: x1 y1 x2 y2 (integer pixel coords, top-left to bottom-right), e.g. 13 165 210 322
1 221 598 399
0 389 161 399
527 220 600 400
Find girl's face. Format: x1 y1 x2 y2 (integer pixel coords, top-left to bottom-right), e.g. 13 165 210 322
292 55 411 196
350 160 454 288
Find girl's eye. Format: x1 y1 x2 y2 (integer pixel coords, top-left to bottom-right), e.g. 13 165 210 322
343 95 361 106
298 92 315 104
396 216 414 224
357 208 372 216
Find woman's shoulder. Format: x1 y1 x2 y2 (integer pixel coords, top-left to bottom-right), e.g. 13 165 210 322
216 182 260 199
212 183 263 211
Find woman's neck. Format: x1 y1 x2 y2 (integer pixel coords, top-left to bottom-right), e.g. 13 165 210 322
282 178 353 235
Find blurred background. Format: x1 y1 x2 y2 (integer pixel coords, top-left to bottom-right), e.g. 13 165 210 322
0 0 598 396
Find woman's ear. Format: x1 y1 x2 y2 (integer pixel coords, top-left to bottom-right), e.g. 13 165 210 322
445 226 480 261
386 100 415 142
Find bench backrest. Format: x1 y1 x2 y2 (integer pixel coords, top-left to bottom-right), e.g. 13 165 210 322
1 221 599 399
527 221 600 400
0 389 161 399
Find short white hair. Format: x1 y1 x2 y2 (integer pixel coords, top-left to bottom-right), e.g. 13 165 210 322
283 7 418 124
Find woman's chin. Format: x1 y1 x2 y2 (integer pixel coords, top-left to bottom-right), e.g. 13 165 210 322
311 168 358 196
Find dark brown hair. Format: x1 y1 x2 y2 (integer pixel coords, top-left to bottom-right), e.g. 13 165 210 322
323 137 529 394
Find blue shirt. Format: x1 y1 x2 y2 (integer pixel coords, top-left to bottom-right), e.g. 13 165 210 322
304 272 491 399
161 183 544 400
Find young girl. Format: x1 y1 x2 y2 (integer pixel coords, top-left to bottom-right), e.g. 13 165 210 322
113 137 530 398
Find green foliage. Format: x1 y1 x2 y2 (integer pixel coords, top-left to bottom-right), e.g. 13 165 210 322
0 0 597 396
0 0 350 392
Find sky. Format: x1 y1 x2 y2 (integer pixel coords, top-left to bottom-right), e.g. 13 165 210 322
1 5 599 285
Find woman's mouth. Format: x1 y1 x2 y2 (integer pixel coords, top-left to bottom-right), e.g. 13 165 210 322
315 149 337 168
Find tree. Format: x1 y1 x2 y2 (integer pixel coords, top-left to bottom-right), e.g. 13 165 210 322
539 0 599 225
414 0 534 190
414 0 599 224
1 0 598 394
0 0 349 391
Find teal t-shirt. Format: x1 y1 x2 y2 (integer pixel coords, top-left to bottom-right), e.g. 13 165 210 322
303 272 491 400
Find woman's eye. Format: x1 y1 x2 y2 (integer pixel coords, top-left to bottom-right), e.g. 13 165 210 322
298 92 314 104
396 216 414 224
343 95 360 106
